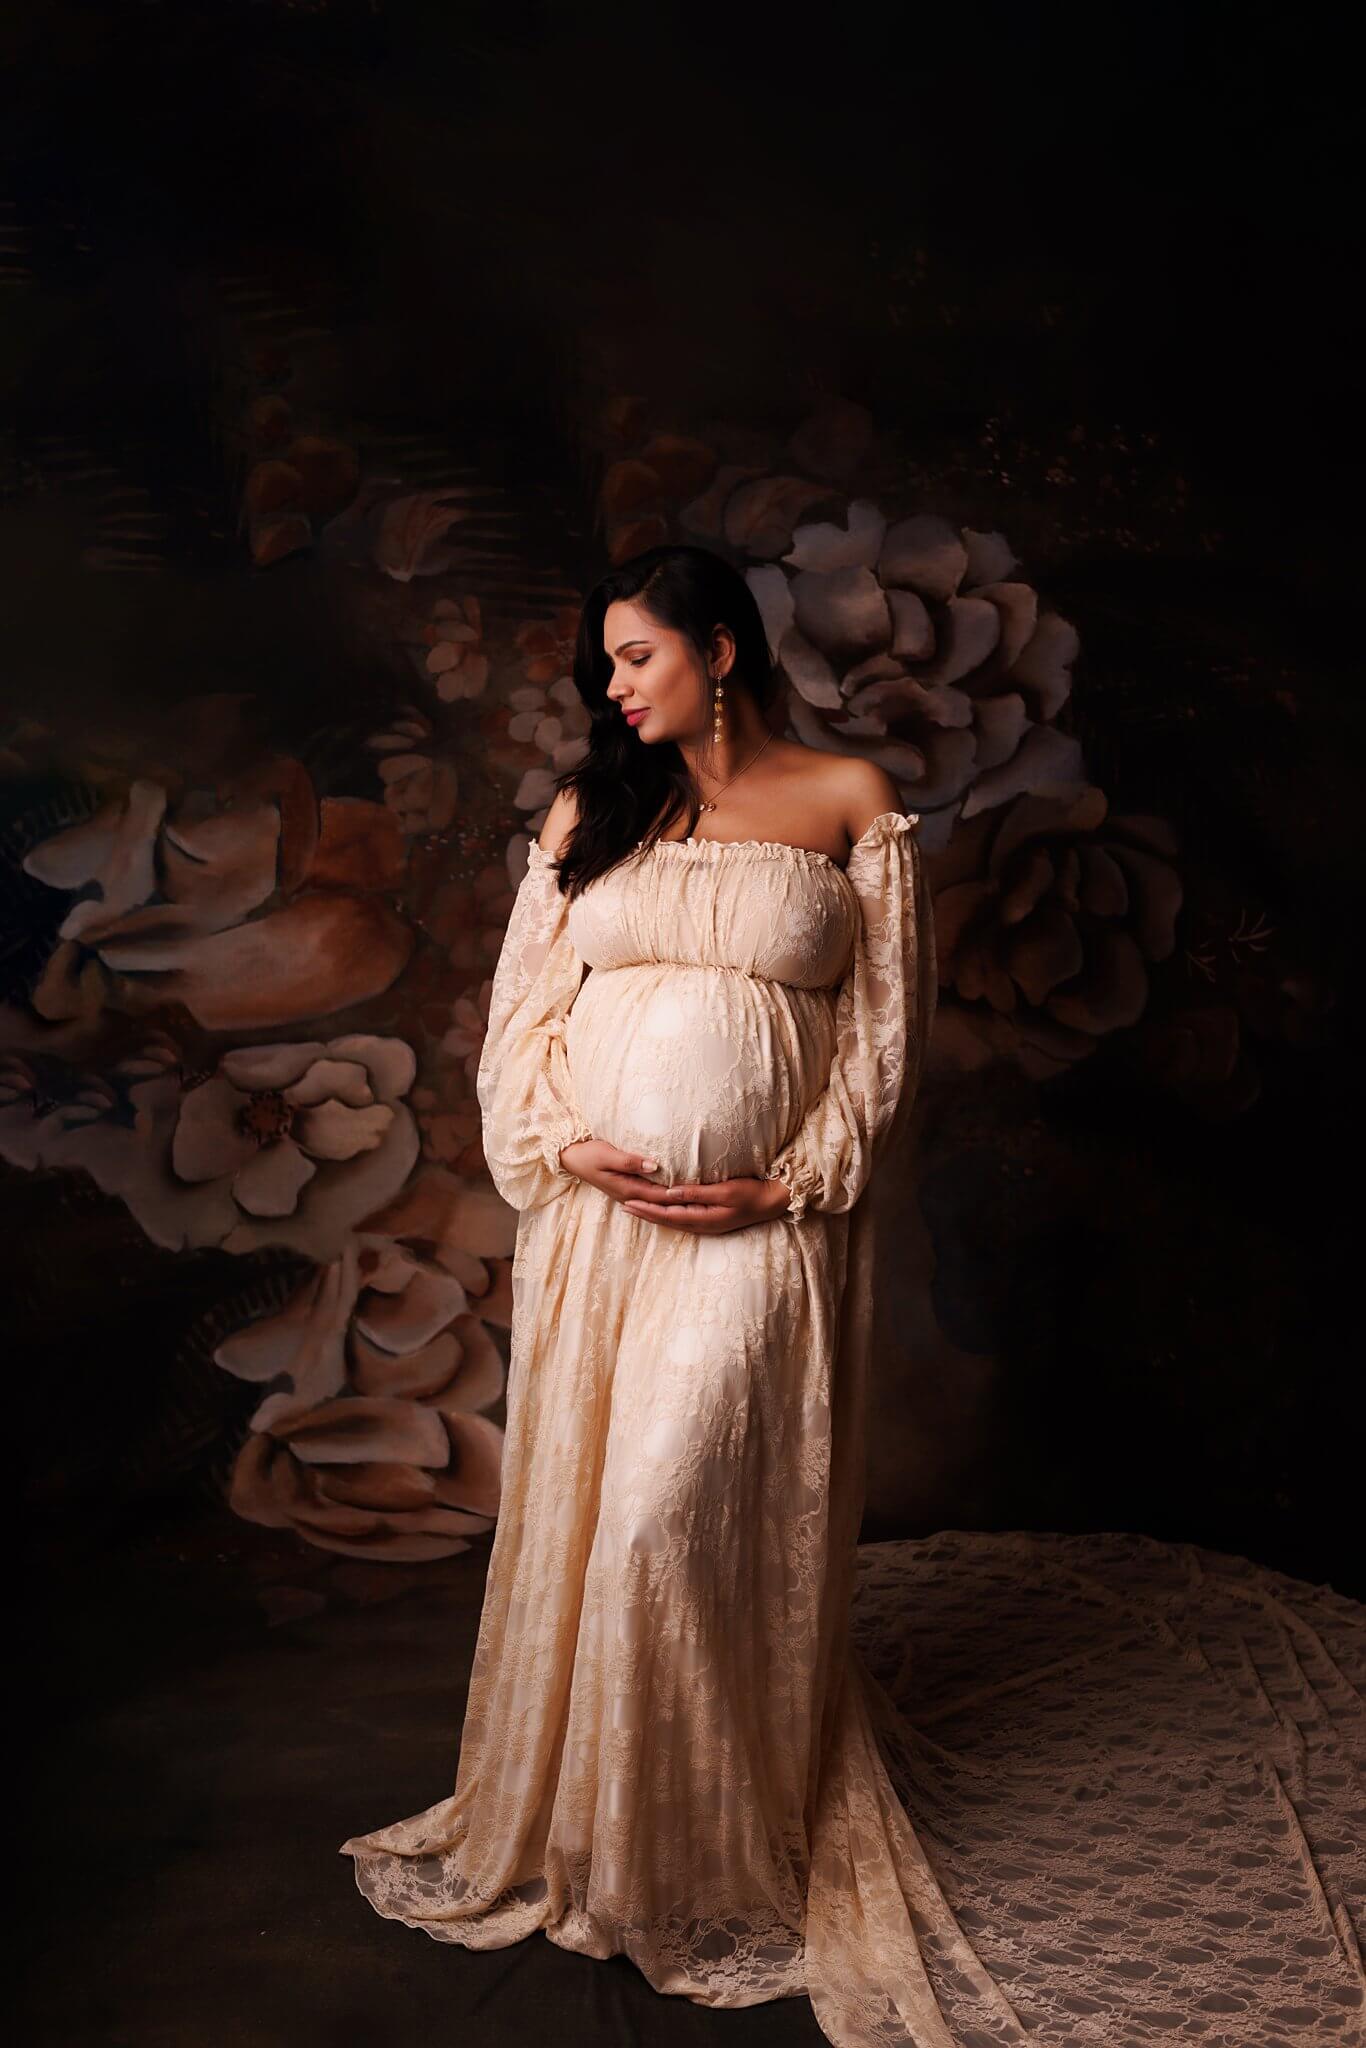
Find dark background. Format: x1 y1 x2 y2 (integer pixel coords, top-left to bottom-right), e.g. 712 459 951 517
6 6 1364 2044
4 1 1361 1583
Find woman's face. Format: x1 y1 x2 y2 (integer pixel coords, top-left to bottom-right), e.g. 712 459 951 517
602 600 727 744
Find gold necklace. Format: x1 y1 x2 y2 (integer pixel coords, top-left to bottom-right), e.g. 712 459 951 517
696 726 776 813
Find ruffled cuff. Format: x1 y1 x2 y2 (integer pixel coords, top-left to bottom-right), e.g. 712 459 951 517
764 1158 812 1224
547 1109 594 1179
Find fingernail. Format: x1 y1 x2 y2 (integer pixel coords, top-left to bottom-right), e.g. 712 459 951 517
641 1158 657 1171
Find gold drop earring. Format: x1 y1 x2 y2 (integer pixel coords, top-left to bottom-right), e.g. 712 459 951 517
713 667 724 743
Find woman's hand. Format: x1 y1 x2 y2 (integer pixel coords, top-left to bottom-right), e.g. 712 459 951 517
622 1174 791 1234
559 1137 669 1207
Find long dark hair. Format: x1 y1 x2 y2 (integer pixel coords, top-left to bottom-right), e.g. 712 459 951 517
547 545 783 899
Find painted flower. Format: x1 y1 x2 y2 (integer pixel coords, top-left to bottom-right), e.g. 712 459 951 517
170 1036 419 1251
8 760 411 1047
406 595 491 702
218 1231 508 1560
741 503 1083 854
367 707 459 835
927 787 1182 1078
479 605 592 834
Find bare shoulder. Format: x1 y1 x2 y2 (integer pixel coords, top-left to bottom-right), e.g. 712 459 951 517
794 748 903 846
538 783 581 858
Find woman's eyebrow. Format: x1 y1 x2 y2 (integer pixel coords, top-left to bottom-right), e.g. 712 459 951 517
610 639 653 654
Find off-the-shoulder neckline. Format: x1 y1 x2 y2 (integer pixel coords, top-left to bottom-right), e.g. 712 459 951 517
637 808 916 873
526 809 915 874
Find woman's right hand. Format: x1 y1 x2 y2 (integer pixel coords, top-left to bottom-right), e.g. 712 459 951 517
559 1137 666 1206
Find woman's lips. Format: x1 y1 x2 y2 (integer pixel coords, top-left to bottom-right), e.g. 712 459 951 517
625 708 649 726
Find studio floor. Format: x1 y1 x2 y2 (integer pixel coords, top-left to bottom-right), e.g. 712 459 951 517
18 1498 1365 2048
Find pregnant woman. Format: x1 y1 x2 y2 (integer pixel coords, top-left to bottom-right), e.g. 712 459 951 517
340 545 1002 2048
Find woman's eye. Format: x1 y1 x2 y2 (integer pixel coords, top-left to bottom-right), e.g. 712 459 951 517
631 657 648 668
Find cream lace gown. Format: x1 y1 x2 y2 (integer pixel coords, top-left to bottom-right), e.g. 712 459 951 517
340 811 1005 2046
340 810 1366 2044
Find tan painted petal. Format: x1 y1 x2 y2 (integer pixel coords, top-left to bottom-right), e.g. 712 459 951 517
272 1392 450 1468
962 528 1021 586
222 1042 326 1091
358 1242 419 1294
1077 843 1130 921
428 1312 505 1413
30 942 107 1024
784 692 928 788
886 587 936 663
324 1033 416 1103
214 1257 358 1401
877 513 968 603
295 1100 393 1162
172 1077 256 1182
227 1433 307 1528
779 625 844 709
974 580 1039 668
152 897 413 1032
285 1513 480 1562
1107 843 1183 960
971 692 1030 775
53 1074 236 1253
360 1167 518 1261
998 845 1056 927
313 1460 442 1513
224 1106 419 1263
161 800 280 930
287 1493 391 1538
432 1411 506 1517
1008 609 1080 720
745 561 796 657
514 766 557 812
916 595 1002 690
434 651 488 702
785 498 886 575
790 564 891 665
351 1331 458 1400
304 798 404 892
1005 905 1086 1006
28 779 166 932
232 1139 316 1217
80 903 211 956
355 1261 466 1353
721 473 834 558
1047 928 1150 1035
961 726 1088 819
283 1058 373 1109
474 1259 514 1328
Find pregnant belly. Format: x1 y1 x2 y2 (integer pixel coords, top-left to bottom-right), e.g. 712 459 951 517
565 962 837 1185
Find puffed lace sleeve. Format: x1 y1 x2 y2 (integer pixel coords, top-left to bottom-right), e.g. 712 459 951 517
475 840 594 1213
763 811 936 1223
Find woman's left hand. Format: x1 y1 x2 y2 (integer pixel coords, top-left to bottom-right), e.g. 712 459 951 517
622 1174 791 1233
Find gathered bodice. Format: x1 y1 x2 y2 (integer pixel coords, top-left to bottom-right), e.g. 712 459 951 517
473 810 933 1221
565 835 861 990
547 821 923 1194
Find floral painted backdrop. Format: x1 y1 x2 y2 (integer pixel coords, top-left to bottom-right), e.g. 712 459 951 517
4 2 1355 1613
